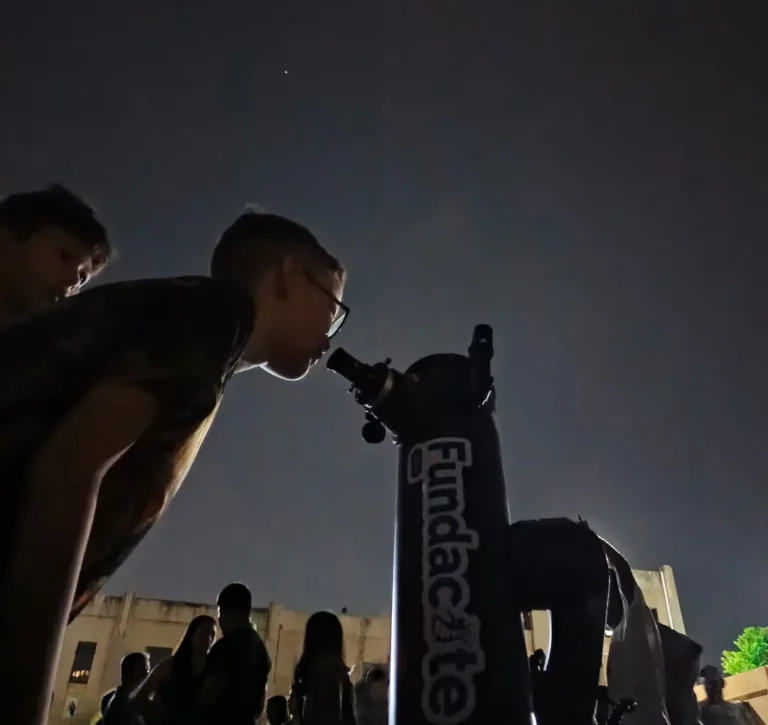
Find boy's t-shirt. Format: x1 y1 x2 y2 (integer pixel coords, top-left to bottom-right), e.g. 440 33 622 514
200 624 271 724
0 276 254 619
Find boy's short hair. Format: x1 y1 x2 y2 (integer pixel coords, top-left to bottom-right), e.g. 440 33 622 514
217 582 252 614
120 652 148 681
267 695 287 705
366 666 387 684
210 211 345 288
0 184 112 274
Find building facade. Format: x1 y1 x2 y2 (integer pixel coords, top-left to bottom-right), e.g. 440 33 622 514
50 566 685 725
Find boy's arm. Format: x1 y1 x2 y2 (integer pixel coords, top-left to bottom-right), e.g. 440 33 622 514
9 382 157 725
131 656 172 710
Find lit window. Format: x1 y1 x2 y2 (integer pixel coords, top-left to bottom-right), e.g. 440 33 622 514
69 642 97 684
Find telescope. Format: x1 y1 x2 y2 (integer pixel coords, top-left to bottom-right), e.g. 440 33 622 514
328 327 653 725
328 325 533 724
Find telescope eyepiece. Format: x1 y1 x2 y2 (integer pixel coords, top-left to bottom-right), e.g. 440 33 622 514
326 347 395 408
326 348 369 385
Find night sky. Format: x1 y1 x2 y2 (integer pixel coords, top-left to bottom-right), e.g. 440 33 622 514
3 1 766 663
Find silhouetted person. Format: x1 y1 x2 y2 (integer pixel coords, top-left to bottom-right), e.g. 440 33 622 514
267 695 291 725
699 665 761 725
0 184 111 326
104 653 150 725
0 184 111 725
289 611 356 725
92 690 117 725
133 614 216 724
194 583 271 724
2 211 345 725
355 667 387 725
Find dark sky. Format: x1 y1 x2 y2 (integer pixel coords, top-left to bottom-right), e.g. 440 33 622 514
3 1 766 662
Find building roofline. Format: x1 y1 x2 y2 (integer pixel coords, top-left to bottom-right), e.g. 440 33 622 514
100 592 269 614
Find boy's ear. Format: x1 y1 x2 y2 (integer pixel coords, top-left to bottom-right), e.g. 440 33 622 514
281 253 303 278
277 254 304 298
270 264 289 301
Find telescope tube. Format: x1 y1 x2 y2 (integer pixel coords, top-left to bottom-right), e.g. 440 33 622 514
328 327 534 725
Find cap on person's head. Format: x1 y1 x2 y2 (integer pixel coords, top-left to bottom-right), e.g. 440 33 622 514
217 582 252 614
700 665 721 680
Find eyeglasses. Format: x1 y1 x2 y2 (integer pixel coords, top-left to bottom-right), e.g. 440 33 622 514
304 271 349 339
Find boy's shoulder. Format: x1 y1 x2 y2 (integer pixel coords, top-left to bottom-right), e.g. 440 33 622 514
92 275 251 315
2 275 252 338
0 275 254 424
2 274 254 371
86 275 254 353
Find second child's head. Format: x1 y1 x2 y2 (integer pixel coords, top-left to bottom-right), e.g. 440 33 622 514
365 666 388 703
174 614 217 665
0 184 111 320
300 610 346 667
120 651 150 691
216 582 252 635
266 695 289 725
210 212 347 381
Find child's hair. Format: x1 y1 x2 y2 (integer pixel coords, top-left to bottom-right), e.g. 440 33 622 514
366 666 387 684
266 695 289 724
210 211 345 289
172 614 216 673
0 184 112 274
292 610 348 701
290 611 355 725
217 582 252 614
120 652 148 682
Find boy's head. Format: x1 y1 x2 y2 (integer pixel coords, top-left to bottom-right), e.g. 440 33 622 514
0 184 111 320
210 211 347 380
700 664 725 702
119 652 149 690
365 666 388 702
266 695 289 725
216 582 252 635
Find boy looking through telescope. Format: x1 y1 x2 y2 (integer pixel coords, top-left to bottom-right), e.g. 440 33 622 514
1 211 347 725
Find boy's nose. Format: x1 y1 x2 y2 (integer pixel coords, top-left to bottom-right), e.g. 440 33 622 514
60 265 82 292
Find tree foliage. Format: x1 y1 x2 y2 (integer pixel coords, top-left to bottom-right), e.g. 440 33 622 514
721 627 768 676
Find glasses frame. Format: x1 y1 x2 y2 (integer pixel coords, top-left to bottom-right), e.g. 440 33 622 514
304 271 349 339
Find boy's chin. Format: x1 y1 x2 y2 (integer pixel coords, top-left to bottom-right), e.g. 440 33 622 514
263 356 313 381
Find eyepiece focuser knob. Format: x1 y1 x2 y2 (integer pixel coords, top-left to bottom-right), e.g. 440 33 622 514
361 412 386 444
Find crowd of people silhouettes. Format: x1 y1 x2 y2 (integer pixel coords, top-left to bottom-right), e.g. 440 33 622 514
89 583 388 725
